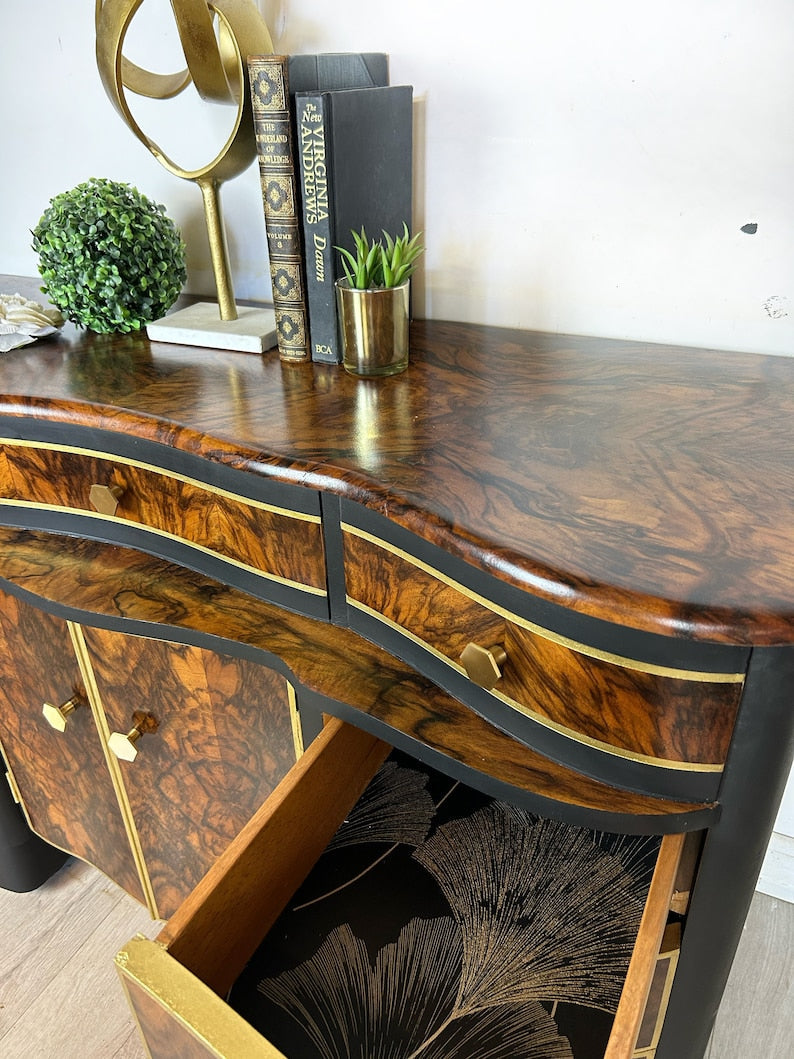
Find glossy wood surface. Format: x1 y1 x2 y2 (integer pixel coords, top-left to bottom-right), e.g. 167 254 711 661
83 627 300 919
0 588 144 901
344 530 743 766
0 527 711 825
0 442 327 591
2 277 793 646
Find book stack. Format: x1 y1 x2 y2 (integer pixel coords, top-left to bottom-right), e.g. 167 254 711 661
247 54 413 363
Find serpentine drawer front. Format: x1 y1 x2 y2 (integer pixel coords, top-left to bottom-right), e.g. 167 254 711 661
341 519 747 802
116 719 687 1059
0 440 327 613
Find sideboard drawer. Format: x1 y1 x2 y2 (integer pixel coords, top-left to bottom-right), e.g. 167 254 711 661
117 718 686 1059
0 442 327 600
342 526 745 773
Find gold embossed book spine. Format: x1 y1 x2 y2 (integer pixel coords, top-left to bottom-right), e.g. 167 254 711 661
248 55 310 362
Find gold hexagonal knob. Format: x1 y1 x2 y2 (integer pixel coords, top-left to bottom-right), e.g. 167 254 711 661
42 694 85 732
108 711 159 762
460 642 508 690
89 482 125 516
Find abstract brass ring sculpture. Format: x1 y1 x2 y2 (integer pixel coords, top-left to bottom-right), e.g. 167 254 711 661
95 0 273 320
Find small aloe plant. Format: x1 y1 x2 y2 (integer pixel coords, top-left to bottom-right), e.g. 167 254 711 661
336 223 424 290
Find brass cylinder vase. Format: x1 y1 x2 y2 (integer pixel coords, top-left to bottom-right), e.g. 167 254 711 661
336 279 410 377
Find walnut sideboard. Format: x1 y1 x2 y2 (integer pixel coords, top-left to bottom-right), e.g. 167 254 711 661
0 276 792 1059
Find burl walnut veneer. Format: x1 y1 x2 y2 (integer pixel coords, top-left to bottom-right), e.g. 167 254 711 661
0 277 792 1058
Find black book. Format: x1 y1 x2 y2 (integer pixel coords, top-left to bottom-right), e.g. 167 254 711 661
248 54 389 361
296 85 414 363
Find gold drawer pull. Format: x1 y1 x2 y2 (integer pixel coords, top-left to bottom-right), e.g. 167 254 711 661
108 711 159 762
460 642 508 689
89 482 125 516
42 694 85 732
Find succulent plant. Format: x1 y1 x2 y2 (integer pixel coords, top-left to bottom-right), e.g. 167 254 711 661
336 223 424 290
31 178 186 333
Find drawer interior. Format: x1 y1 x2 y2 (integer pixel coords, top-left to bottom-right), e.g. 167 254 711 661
118 718 686 1059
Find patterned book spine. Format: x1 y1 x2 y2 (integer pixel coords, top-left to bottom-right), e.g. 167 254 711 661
247 55 309 362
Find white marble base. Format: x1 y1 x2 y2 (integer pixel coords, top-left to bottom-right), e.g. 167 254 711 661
146 302 278 353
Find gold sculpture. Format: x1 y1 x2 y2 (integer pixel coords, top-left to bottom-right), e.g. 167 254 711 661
94 1 274 348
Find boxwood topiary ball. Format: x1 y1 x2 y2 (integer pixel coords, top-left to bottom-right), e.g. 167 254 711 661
31 178 187 334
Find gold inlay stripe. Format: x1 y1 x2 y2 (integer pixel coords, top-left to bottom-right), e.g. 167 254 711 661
0 438 321 524
69 622 159 919
342 523 746 685
116 936 286 1058
348 598 723 773
4 766 21 805
0 498 327 598
287 681 304 760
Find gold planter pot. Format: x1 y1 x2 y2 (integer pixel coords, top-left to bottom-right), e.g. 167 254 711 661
335 278 410 377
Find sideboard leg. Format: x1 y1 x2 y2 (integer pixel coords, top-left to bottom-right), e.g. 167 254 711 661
657 646 794 1059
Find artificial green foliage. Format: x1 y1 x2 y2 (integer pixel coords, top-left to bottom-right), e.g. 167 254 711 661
31 178 186 334
337 223 424 290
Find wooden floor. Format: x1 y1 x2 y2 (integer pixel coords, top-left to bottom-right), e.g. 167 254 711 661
0 856 792 1058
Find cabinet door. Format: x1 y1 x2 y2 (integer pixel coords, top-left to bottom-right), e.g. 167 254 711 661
0 588 145 902
82 627 302 919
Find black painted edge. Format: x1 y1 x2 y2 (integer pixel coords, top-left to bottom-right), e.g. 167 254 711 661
319 492 349 626
349 606 722 804
0 507 330 623
299 686 718 837
0 416 321 516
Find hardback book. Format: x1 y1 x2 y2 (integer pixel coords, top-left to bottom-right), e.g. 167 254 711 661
247 54 389 362
296 85 414 364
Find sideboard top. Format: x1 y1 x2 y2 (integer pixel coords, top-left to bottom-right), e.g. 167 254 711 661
1 276 793 646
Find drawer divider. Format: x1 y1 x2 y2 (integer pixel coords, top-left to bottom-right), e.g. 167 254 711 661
606 831 686 1057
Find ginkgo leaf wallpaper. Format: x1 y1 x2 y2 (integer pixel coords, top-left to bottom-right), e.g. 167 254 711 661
229 752 665 1058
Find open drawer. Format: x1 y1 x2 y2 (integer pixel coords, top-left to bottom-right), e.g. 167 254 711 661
116 719 688 1059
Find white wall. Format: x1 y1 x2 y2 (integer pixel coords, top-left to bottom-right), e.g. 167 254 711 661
2 1 793 890
3 1 793 356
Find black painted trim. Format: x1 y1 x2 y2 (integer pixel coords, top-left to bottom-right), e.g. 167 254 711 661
0 416 321 516
298 686 717 836
0 506 330 622
341 499 751 674
0 573 716 837
348 605 721 803
657 645 794 1059
319 492 349 626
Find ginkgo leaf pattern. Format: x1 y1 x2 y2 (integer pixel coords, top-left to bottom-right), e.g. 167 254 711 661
258 917 574 1059
232 754 662 1057
413 803 657 1014
326 760 436 852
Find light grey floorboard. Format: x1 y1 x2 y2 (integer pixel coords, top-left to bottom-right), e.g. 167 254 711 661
0 858 159 1059
0 857 792 1057
705 891 794 1058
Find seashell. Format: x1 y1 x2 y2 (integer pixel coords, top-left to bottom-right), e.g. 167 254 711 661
0 293 64 329
0 292 64 352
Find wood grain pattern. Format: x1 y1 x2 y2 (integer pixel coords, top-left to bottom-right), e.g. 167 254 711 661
1 443 327 592
605 833 685 1058
2 275 793 646
0 527 711 824
344 530 743 765
83 627 300 919
0 587 144 902
118 945 283 1059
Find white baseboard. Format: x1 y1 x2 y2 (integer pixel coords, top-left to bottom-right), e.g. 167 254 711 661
756 832 794 904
